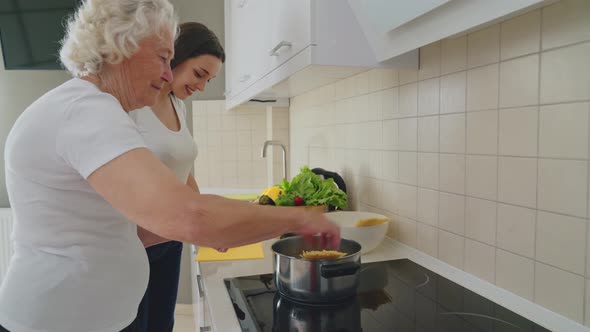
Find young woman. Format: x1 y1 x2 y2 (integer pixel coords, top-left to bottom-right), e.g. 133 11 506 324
128 22 223 332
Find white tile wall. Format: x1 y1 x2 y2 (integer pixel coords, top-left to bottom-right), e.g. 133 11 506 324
418 78 439 116
497 203 536 258
499 55 539 108
467 64 499 112
416 223 438 257
466 155 498 201
464 239 496 283
441 36 467 75
438 192 465 235
498 157 537 208
417 188 439 226
439 154 465 195
540 42 590 103
418 153 438 190
468 25 500 68
193 101 289 189
439 114 465 153
496 249 535 300
418 116 439 152
541 0 590 50
440 71 466 114
438 230 464 269
288 0 590 324
500 10 541 60
539 102 589 159
536 211 586 275
400 83 418 117
535 262 585 322
538 159 587 217
465 197 497 245
466 110 498 154
498 107 538 157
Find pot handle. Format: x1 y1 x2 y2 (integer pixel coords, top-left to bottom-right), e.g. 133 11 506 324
321 262 360 278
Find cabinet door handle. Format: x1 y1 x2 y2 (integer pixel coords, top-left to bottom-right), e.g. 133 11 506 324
200 326 211 332
239 74 251 83
269 41 292 56
196 275 204 298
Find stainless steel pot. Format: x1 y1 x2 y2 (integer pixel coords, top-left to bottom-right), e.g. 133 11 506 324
271 236 362 303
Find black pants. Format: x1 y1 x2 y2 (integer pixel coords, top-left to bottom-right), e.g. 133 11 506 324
136 241 183 332
0 318 138 332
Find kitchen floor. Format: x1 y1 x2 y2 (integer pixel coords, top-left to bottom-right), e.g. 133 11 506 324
173 304 195 332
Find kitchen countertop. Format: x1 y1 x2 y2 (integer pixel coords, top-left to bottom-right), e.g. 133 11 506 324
198 237 589 332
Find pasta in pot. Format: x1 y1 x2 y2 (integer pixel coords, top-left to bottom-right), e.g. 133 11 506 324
300 250 347 260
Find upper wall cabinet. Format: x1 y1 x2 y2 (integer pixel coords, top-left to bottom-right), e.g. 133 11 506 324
225 0 554 110
348 0 553 62
224 0 418 110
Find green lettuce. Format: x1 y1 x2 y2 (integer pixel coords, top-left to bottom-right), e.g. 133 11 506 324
275 166 347 209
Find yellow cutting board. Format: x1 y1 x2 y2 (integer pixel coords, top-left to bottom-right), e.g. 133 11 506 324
196 243 264 262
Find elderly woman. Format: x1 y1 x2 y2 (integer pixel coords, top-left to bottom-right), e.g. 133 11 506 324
0 1 339 332
129 22 225 332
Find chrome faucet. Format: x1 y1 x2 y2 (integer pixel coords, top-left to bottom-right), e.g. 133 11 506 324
261 140 287 181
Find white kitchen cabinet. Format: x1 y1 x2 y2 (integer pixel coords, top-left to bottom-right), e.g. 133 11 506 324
348 0 555 62
267 0 312 71
224 0 418 109
190 245 212 331
224 0 270 99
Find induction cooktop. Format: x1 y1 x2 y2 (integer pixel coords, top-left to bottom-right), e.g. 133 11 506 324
224 259 551 332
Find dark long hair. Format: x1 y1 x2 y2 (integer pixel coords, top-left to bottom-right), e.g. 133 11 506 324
171 22 225 69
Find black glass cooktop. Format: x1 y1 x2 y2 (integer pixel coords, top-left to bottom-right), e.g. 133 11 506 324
224 259 551 332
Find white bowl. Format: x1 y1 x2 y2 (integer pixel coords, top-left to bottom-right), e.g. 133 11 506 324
325 211 390 254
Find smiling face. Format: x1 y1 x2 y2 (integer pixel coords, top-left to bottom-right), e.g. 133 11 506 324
168 54 222 100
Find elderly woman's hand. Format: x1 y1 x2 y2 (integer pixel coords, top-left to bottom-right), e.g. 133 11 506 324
294 211 341 250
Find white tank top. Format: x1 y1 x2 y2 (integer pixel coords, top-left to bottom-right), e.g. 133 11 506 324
128 95 198 184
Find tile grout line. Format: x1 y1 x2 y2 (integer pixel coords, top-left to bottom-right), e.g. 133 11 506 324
489 21 503 285
437 43 444 261
309 98 590 130
495 19 503 287
533 6 544 305
435 41 443 258
586 85 590 324
461 29 470 272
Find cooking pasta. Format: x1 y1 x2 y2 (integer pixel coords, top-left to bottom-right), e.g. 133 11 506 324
300 250 347 260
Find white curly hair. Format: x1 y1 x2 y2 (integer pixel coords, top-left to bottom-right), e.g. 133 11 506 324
60 0 178 77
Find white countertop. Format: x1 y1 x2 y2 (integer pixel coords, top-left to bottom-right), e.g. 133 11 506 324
198 238 590 332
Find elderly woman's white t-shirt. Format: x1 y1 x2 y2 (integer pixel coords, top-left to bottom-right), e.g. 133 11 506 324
128 95 197 185
0 78 149 332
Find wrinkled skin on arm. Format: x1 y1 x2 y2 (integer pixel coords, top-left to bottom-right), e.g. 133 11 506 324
88 148 341 249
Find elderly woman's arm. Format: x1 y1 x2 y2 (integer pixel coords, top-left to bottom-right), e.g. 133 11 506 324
137 173 201 247
88 148 340 249
186 173 200 193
